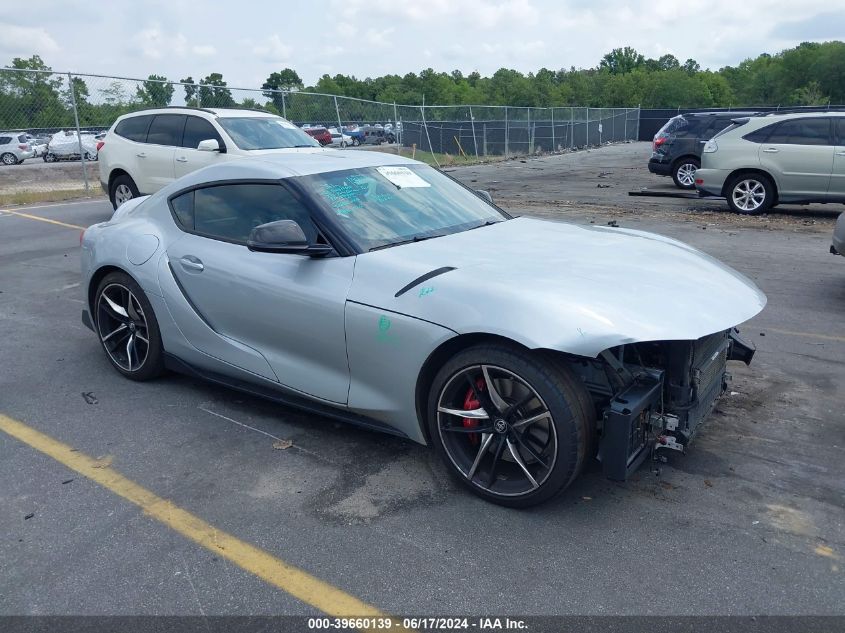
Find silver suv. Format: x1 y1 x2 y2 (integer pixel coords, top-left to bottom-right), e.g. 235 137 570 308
695 112 845 214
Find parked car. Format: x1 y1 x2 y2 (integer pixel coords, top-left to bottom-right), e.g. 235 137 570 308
0 133 34 165
696 111 845 214
25 134 47 157
832 213 845 256
80 150 764 507
327 128 352 148
360 125 386 145
44 131 98 163
98 107 320 209
304 126 332 146
649 111 757 189
343 126 364 146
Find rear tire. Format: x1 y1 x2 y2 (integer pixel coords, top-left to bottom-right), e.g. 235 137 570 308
726 173 775 215
672 157 700 189
110 174 140 210
1 152 16 166
427 343 593 507
94 271 164 381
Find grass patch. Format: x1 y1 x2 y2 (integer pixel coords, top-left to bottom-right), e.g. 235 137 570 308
0 189 104 207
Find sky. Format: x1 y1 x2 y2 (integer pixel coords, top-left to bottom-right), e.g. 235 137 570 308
1 0 844 90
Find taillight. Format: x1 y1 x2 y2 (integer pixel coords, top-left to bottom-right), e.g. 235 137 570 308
96 141 104 151
652 136 667 151
18 144 28 150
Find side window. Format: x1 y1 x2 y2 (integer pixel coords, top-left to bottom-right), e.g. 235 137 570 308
146 114 186 147
0 136 12 145
191 183 318 244
114 115 153 143
182 116 223 150
837 118 845 144
743 124 774 143
170 190 194 229
767 118 831 146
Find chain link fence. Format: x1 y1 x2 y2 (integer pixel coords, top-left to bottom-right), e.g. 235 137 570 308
0 68 640 201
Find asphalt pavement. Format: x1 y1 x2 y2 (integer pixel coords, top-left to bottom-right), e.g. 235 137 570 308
1 143 843 619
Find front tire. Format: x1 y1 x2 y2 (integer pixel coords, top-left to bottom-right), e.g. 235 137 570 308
1 152 17 166
726 173 774 215
672 157 699 189
110 174 140 210
94 272 165 381
427 344 594 507
44 153 56 163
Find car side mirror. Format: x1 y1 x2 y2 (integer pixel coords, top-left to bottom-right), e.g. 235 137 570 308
247 220 332 257
477 190 493 204
197 138 225 153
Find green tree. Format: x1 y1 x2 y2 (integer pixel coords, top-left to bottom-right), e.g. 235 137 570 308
199 73 235 107
600 47 645 75
180 76 198 106
136 74 175 107
262 68 303 112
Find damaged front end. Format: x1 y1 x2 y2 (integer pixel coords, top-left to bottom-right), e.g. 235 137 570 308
573 328 756 481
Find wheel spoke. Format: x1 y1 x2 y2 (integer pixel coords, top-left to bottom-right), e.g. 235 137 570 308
135 332 149 344
101 323 128 342
125 334 134 371
485 436 508 487
103 293 128 319
512 410 551 430
127 293 141 322
507 439 539 489
504 391 536 421
481 365 508 411
466 433 495 481
437 406 489 419
514 431 550 470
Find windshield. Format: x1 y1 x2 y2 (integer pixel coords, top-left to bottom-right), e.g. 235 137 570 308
297 165 508 251
217 117 319 150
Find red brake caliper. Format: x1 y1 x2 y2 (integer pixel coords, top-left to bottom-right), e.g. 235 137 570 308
462 378 485 445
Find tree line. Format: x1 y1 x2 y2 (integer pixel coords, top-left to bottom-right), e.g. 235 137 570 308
1 41 843 131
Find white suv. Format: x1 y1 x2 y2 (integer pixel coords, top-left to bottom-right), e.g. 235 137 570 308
98 107 321 209
0 133 34 165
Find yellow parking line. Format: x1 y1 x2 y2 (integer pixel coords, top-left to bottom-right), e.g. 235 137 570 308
766 328 845 344
2 209 85 230
0 413 384 618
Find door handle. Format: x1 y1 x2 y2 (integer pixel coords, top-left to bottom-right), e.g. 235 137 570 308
837 151 845 156
179 256 204 272
176 156 188 163
136 152 146 158
762 147 779 153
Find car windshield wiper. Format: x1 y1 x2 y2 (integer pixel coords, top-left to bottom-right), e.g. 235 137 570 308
465 219 502 231
369 233 444 252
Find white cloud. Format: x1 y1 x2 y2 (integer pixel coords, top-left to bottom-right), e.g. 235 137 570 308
252 35 293 63
364 27 394 48
0 23 60 57
192 45 216 57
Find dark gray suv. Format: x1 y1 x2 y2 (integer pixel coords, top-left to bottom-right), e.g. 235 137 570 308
649 111 757 188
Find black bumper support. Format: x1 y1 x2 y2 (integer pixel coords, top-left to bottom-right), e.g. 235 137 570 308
727 327 756 365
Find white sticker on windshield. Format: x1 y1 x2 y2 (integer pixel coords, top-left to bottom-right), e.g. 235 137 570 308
275 120 298 130
376 166 430 189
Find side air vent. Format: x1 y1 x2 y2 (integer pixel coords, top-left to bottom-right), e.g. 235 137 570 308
394 266 456 297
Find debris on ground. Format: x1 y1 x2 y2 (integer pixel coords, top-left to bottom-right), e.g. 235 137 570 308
704 480 713 488
61 479 74 485
81 391 98 405
607 220 619 227
597 172 613 178
272 439 293 450
91 455 112 469
24 513 34 520
596 183 612 188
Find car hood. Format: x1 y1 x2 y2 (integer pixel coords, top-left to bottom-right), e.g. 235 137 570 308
348 217 766 357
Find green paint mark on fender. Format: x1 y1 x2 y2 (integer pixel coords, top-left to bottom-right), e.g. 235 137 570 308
418 286 435 297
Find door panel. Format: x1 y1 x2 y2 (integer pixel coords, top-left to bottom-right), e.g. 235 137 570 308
165 234 355 403
174 116 229 179
831 145 845 199
758 117 834 199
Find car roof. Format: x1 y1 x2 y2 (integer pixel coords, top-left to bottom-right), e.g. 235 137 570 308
118 107 279 119
682 111 758 118
159 147 422 194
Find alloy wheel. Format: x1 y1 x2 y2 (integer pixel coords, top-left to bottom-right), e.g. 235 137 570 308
96 283 150 372
676 162 697 187
437 364 557 497
114 184 133 206
1 153 16 165
732 179 766 212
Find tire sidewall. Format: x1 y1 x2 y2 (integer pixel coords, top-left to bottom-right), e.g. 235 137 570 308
426 344 585 507
94 271 164 381
727 173 774 215
1 153 16 165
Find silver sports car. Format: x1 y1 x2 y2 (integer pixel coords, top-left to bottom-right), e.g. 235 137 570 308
81 149 766 506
